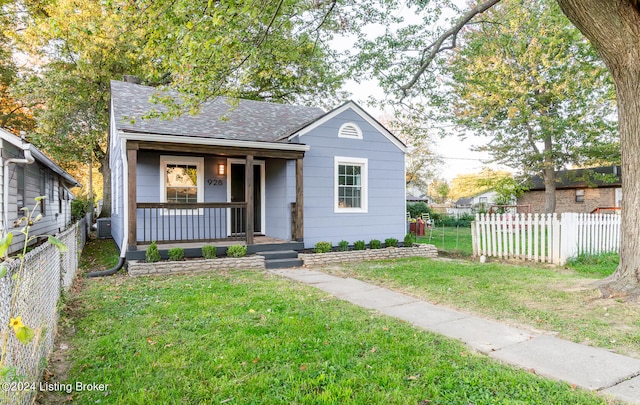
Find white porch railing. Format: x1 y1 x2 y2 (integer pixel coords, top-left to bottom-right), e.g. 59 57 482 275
472 213 621 265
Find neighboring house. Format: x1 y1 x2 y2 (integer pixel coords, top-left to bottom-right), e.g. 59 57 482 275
0 128 80 254
518 166 622 214
406 194 433 204
109 80 407 258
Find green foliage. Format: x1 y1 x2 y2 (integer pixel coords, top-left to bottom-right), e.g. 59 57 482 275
566 253 619 278
406 202 431 219
314 241 332 254
385 238 398 248
404 233 416 247
226 245 247 258
71 196 92 221
202 245 217 260
436 214 475 228
443 1 617 199
145 241 161 263
168 247 185 261
338 240 349 252
353 240 366 251
369 239 382 249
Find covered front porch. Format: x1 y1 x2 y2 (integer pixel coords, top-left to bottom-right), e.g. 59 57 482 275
126 140 306 252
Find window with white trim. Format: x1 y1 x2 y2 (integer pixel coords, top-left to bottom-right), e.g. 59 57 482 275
338 122 363 139
335 157 368 213
160 156 204 204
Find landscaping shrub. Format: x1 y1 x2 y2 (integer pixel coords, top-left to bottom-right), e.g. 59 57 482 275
404 233 415 247
314 241 332 253
338 240 349 251
369 239 382 249
385 238 398 248
354 240 366 250
226 244 247 258
168 247 185 261
436 213 475 227
202 245 217 259
71 195 92 221
145 241 161 263
406 202 431 219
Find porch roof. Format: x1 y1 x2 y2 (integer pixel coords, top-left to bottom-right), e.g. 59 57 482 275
111 80 325 144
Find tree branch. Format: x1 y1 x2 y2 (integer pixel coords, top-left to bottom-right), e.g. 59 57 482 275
399 0 503 95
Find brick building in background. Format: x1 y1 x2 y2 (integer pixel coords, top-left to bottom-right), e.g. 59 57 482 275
518 166 621 214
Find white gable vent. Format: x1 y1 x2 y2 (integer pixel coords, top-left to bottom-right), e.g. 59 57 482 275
338 122 363 139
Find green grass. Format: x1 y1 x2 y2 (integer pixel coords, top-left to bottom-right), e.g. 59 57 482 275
324 257 640 359
79 237 120 272
417 226 473 256
566 252 620 278
61 271 610 404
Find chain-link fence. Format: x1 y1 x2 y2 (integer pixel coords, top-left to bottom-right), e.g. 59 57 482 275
0 219 86 405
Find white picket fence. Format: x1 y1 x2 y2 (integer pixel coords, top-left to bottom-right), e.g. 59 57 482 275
472 213 621 265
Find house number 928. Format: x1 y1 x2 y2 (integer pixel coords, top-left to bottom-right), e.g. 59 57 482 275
208 179 223 186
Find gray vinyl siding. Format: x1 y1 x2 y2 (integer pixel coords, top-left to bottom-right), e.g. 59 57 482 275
109 120 125 250
135 151 229 242
264 158 293 240
1 140 74 254
298 109 406 248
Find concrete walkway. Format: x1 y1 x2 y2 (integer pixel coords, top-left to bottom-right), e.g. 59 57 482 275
271 268 640 404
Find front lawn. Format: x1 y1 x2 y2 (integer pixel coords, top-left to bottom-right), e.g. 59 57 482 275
324 257 640 359
59 271 610 404
417 226 473 257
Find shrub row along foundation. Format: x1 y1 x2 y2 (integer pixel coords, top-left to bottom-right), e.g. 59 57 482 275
299 245 438 267
127 244 438 276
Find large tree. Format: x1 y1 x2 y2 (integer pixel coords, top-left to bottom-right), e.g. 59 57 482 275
10 0 346 214
353 0 638 298
441 0 617 213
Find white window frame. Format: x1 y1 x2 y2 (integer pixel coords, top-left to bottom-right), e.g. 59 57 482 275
338 122 363 140
334 156 368 213
160 155 204 215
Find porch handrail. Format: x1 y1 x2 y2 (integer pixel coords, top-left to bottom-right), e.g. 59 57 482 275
136 201 250 245
137 202 247 209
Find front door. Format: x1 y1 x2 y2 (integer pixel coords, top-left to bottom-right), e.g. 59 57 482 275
229 160 264 235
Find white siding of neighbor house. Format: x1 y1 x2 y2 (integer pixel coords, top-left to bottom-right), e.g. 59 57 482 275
293 108 406 248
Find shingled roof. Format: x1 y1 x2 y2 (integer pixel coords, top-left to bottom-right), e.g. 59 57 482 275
527 165 622 191
110 80 326 143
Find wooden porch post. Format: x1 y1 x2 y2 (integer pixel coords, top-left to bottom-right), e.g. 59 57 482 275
127 142 138 250
245 154 254 245
295 157 304 242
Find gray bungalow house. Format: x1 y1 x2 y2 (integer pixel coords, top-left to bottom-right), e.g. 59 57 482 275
109 80 406 260
0 128 80 254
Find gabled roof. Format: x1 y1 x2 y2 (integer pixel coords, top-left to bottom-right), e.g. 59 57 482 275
285 100 407 153
0 128 80 187
110 80 326 143
527 166 621 191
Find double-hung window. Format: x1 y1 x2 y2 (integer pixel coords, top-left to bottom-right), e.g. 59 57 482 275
334 157 368 213
160 156 204 213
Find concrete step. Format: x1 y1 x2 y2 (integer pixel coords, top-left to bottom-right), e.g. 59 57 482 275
256 250 299 260
265 258 304 269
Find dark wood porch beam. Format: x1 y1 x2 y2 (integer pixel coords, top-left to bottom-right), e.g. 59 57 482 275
137 141 305 160
127 141 139 250
295 157 304 242
245 154 254 245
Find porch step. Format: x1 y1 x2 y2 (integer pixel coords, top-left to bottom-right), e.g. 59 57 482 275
257 250 303 269
264 258 304 269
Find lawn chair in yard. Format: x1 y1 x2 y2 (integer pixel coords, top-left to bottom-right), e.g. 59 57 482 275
421 213 433 227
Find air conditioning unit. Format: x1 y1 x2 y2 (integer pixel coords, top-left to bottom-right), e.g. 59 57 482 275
96 218 112 239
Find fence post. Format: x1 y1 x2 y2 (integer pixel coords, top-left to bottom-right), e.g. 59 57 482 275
560 212 578 265
471 220 478 257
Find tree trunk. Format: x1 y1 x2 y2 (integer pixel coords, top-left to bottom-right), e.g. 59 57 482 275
542 135 556 213
98 149 111 219
557 0 640 299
